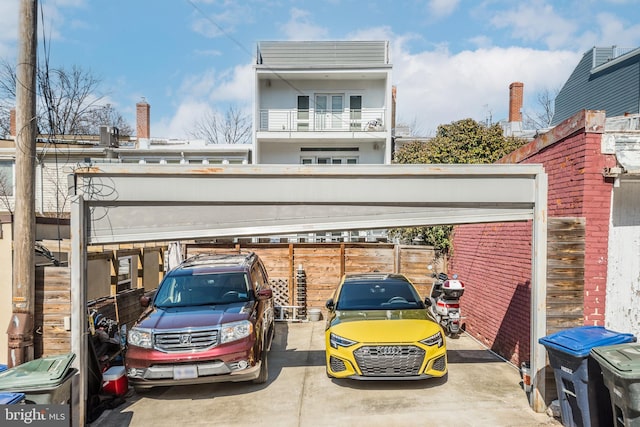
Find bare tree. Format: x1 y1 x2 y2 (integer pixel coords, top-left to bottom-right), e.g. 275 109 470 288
0 58 132 137
190 105 252 144
78 103 134 136
0 59 17 137
523 88 558 130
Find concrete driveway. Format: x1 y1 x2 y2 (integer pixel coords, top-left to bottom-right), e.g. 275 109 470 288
91 321 560 427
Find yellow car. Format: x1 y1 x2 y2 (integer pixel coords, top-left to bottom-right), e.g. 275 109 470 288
325 273 447 380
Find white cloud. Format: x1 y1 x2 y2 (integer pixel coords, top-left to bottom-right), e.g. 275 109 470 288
490 1 578 50
391 42 581 135
150 63 254 139
427 0 459 19
153 100 213 140
592 12 640 47
281 8 329 40
208 63 254 103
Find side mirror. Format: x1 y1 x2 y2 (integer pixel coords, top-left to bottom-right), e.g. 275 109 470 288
140 295 151 308
325 298 335 311
424 297 432 307
256 288 273 300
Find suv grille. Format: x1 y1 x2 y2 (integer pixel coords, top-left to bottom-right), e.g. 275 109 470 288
354 345 425 376
154 329 218 352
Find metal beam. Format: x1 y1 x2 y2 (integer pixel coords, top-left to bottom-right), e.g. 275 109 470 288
70 163 549 418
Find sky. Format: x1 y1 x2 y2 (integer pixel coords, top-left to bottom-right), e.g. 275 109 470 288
2 0 640 139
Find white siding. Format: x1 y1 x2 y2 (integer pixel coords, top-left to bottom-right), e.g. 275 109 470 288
606 180 640 337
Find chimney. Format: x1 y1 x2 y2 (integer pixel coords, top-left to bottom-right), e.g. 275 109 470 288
9 108 16 137
509 82 524 122
136 99 150 139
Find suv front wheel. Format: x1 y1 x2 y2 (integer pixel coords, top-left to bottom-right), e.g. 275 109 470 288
253 341 269 384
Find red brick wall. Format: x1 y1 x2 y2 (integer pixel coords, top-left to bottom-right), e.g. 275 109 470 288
451 126 616 364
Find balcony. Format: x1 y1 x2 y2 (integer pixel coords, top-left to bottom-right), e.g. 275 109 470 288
258 108 386 133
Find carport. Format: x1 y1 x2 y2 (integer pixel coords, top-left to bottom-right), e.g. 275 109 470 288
69 163 548 425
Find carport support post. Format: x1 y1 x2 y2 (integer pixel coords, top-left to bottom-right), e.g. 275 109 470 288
71 196 87 427
530 171 548 412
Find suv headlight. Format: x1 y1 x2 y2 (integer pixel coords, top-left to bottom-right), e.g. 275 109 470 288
329 332 357 349
220 320 253 344
128 327 153 349
420 331 444 348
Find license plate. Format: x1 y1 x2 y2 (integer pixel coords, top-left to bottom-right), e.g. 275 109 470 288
174 365 198 380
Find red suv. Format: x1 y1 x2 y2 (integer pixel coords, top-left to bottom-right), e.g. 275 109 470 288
125 252 275 390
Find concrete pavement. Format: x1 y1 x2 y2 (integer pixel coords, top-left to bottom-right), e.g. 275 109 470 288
91 321 560 427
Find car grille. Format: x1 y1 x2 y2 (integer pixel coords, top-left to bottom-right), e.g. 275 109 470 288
330 356 347 373
432 355 446 372
154 329 218 352
354 345 425 377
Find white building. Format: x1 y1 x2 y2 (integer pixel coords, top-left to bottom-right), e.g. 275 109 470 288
253 41 393 165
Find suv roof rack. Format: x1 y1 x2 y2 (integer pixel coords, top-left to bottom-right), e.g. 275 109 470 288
179 251 256 269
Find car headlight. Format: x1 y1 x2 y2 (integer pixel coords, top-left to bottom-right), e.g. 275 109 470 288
329 332 357 349
128 327 153 349
220 320 253 344
420 331 444 348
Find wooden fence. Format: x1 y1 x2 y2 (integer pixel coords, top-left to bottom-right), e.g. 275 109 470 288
546 217 585 333
186 243 440 313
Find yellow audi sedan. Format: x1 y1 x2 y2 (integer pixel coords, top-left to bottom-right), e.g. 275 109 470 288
325 273 447 380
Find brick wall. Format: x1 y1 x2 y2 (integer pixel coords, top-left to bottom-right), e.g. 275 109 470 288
451 111 616 365
450 222 531 364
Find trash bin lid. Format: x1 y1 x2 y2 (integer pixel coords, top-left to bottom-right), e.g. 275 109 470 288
591 343 640 378
0 353 75 390
0 392 24 404
539 326 636 358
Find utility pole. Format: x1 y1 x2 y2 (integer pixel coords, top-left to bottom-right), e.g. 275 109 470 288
8 0 38 367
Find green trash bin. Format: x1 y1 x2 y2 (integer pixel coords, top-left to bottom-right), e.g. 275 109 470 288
0 353 76 404
591 343 640 427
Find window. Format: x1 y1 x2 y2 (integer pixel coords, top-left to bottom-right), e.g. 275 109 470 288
297 96 309 131
252 263 268 292
350 96 362 130
0 161 14 196
315 94 343 130
300 157 358 165
117 256 133 291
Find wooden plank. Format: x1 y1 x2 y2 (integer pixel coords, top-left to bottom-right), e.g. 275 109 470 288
546 218 585 341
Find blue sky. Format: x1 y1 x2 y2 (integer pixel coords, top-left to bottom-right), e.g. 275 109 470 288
2 0 640 138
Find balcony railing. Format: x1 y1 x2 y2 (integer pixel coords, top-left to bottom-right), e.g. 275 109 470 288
258 108 386 132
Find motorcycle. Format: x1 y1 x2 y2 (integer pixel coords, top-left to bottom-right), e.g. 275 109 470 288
427 264 465 337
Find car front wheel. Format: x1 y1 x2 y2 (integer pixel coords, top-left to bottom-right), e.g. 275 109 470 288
253 345 269 384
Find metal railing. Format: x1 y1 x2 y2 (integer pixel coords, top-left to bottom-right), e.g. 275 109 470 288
258 108 386 132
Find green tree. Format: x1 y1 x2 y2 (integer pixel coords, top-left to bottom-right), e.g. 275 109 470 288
391 118 528 253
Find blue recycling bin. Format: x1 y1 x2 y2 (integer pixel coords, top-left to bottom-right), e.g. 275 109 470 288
539 326 636 427
0 364 7 373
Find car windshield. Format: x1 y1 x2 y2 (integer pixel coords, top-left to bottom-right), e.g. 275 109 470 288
336 278 424 310
154 272 251 308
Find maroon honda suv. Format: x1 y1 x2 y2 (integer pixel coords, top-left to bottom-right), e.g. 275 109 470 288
125 252 275 391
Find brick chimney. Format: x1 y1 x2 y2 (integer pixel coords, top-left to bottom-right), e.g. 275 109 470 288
136 99 150 139
509 82 524 122
9 108 16 137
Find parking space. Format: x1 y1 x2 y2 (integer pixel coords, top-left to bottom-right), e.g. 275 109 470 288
91 322 559 427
